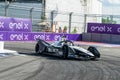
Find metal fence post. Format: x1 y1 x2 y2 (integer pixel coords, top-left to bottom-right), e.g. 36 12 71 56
83 14 87 33
110 15 113 24
29 8 34 21
51 10 54 31
69 12 73 33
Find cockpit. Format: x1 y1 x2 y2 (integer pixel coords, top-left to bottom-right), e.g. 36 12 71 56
52 35 74 46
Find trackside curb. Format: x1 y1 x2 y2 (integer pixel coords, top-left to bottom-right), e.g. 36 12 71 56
0 49 19 55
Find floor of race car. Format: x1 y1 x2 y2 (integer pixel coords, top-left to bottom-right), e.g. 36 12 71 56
0 41 119 80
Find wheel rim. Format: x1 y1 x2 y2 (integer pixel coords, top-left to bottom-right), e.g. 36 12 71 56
35 43 46 54
62 45 68 58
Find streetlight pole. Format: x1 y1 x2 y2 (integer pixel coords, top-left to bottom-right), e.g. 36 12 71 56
30 7 34 21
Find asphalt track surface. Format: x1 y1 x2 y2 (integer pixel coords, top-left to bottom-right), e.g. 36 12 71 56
0 41 120 80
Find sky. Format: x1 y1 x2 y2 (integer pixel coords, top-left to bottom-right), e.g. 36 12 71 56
102 0 120 15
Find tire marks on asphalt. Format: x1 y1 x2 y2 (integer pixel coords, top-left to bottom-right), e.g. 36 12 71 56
3 42 120 80
0 58 40 74
0 54 120 80
23 55 120 80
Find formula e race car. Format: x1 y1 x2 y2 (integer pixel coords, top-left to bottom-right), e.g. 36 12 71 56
35 36 100 60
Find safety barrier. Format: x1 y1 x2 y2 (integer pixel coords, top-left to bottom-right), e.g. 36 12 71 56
0 16 81 53
0 16 32 52
0 32 81 41
0 41 4 50
82 23 120 44
87 23 120 35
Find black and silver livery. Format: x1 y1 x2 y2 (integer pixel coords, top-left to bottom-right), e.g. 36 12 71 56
35 36 100 60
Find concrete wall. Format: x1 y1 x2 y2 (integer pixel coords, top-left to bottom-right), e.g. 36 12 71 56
111 35 120 44
82 33 120 44
82 33 92 41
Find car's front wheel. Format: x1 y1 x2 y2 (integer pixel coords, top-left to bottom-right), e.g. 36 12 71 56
88 46 100 58
62 45 69 59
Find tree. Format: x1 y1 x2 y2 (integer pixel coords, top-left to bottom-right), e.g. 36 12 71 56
102 17 117 24
72 27 77 33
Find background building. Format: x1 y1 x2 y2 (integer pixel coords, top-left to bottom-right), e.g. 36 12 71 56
0 0 102 33
45 0 102 33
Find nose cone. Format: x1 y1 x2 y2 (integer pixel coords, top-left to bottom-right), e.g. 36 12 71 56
87 52 94 57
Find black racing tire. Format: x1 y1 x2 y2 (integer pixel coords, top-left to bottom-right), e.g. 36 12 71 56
35 43 45 54
62 45 69 59
88 46 100 58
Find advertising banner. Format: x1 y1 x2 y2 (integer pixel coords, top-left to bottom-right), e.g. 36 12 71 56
31 33 81 41
0 17 32 32
0 17 81 41
0 32 6 41
87 23 120 35
0 32 81 41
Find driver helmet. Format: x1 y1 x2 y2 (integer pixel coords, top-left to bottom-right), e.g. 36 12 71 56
61 35 67 41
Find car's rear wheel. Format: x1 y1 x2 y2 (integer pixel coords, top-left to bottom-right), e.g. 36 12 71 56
35 43 45 54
